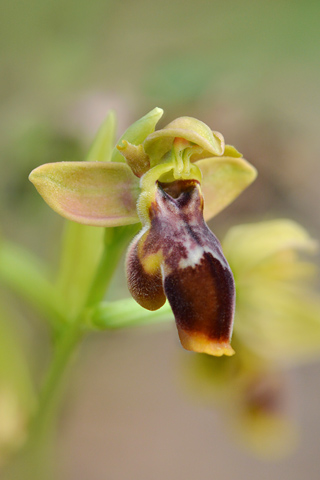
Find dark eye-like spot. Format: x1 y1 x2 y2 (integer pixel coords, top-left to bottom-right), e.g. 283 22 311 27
158 179 198 200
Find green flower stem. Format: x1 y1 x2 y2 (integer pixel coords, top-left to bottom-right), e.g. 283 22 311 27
17 224 137 479
8 317 83 480
31 323 83 437
85 224 139 307
32 226 135 437
0 241 66 328
24 321 83 479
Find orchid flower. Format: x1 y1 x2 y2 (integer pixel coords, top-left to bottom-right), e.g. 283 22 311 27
29 108 257 356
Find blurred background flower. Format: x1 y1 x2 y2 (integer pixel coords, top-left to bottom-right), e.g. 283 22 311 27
1 0 320 478
223 220 320 361
181 219 320 458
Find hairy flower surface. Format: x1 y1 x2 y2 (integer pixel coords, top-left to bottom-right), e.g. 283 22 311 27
127 179 235 355
29 108 257 356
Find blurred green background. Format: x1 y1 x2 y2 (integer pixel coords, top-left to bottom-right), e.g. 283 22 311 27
1 0 320 478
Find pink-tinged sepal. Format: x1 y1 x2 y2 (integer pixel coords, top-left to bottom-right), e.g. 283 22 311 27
29 162 140 227
127 179 236 356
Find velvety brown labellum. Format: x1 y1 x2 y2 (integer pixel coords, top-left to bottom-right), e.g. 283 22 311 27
126 179 235 356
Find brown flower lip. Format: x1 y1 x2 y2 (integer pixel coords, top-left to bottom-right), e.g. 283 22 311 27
126 179 236 356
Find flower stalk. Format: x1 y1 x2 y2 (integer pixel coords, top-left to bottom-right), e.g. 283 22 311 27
13 223 135 480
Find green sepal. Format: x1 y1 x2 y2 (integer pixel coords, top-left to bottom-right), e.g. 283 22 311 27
195 156 257 220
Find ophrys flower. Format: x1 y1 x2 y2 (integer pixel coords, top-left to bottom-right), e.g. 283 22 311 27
29 108 257 356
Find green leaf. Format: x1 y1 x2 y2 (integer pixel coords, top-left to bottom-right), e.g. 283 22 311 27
56 110 118 318
196 156 257 220
29 161 140 227
0 241 66 326
56 222 105 319
111 107 163 163
86 110 116 163
0 303 35 407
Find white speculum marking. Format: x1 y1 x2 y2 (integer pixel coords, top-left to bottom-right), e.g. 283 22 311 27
178 244 205 269
178 235 229 270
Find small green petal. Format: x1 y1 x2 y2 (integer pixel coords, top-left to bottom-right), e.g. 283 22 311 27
117 140 150 177
111 107 164 163
196 156 257 221
190 144 243 163
29 162 140 227
144 117 225 165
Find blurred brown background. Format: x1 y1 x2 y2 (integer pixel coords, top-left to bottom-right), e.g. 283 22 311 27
1 0 320 478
